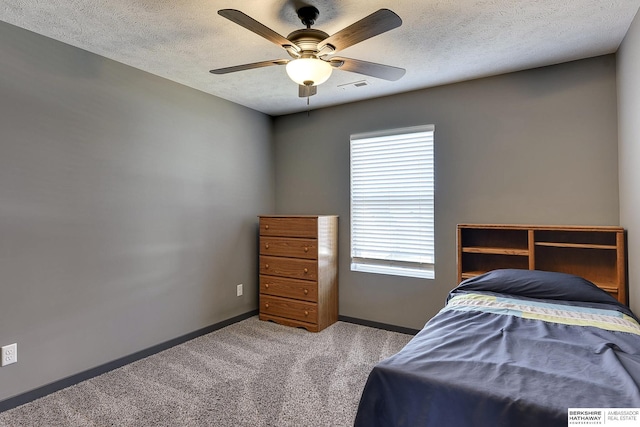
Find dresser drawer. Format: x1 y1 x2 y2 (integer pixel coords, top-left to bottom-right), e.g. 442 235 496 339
259 256 317 280
259 217 318 238
260 237 317 259
260 275 318 302
261 295 318 324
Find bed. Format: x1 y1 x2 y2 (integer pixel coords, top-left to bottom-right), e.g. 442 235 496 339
354 268 640 426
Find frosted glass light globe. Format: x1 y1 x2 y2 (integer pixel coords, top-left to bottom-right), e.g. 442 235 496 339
286 58 333 86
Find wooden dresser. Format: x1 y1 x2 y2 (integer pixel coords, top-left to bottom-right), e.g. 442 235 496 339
457 224 627 304
258 215 338 332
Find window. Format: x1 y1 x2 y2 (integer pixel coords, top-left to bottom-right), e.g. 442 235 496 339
350 125 435 279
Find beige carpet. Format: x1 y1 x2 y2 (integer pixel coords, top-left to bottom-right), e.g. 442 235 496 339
0 316 413 426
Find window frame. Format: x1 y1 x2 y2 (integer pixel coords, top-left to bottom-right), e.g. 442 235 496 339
350 124 435 280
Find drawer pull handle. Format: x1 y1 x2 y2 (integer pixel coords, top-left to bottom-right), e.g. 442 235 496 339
265 303 270 309
265 264 269 269
304 247 309 252
303 289 308 295
304 310 309 316
304 268 308 273
265 284 270 289
265 243 269 249
265 225 269 230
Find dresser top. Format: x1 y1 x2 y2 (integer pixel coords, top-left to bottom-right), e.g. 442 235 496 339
259 215 339 218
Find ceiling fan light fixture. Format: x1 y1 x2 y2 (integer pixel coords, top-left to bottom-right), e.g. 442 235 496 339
286 58 332 86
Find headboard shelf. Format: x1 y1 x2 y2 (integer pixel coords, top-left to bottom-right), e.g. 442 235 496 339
457 224 627 304
534 242 617 250
462 247 530 256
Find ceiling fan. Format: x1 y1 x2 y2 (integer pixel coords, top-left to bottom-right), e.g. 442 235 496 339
210 6 405 98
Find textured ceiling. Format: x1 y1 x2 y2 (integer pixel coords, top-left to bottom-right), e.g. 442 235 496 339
1 1 639 116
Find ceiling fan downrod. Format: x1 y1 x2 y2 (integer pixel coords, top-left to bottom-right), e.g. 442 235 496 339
297 6 320 28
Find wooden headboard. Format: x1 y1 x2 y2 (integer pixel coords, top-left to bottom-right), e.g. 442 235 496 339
457 224 627 305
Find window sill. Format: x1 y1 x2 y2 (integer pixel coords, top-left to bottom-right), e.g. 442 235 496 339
351 262 435 279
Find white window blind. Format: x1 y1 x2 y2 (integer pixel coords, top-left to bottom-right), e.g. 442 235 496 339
350 125 435 279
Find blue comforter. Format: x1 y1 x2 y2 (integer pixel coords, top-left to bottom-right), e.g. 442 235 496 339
354 270 640 426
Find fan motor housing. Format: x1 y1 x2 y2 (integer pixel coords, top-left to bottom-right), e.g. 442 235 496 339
286 29 330 58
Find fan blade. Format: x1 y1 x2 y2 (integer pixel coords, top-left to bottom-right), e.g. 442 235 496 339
299 85 317 98
318 9 402 53
218 9 299 53
210 59 288 74
330 57 405 81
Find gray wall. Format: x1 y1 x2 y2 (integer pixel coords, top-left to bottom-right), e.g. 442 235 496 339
618 10 640 313
0 22 273 401
273 55 620 330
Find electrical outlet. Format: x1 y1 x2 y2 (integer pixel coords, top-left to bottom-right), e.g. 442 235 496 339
236 284 243 297
1 343 17 366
